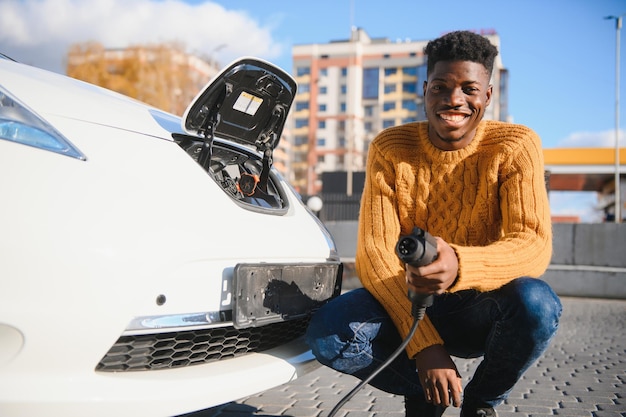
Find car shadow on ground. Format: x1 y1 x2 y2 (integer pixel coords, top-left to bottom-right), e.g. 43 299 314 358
180 402 293 417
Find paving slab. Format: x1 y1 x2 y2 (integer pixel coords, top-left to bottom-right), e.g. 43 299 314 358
183 297 626 417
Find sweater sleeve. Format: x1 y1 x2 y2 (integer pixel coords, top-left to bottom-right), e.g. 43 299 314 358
355 139 444 358
447 126 553 292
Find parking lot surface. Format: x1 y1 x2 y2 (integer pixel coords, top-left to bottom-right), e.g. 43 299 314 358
186 296 625 417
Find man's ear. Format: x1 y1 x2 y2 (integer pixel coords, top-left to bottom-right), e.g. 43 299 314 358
485 84 493 106
423 80 428 96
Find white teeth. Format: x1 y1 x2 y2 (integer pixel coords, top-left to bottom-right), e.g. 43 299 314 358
440 114 465 122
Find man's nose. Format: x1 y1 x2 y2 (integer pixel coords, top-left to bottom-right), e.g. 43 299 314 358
445 88 464 106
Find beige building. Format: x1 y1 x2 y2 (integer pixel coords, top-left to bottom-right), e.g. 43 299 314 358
290 28 508 195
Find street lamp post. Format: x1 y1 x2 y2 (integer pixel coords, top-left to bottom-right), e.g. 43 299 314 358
606 15 623 223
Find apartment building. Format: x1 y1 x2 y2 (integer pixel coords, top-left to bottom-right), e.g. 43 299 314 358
290 28 508 195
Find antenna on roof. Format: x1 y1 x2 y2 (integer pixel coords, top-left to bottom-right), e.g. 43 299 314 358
350 0 355 33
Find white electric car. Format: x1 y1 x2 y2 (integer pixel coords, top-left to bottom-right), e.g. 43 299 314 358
0 55 342 417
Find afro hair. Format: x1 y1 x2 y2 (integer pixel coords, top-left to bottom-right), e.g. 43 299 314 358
424 30 499 76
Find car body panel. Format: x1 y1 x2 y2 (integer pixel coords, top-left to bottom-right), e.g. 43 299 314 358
2 343 316 417
0 56 340 416
0 58 176 140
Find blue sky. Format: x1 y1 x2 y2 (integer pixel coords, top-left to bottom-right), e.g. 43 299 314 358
1 0 623 149
200 0 626 151
1 0 623 221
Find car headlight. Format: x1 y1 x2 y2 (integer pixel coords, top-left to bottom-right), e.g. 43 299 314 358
0 85 86 160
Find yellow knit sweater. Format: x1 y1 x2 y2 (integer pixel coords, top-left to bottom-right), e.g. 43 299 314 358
355 120 552 358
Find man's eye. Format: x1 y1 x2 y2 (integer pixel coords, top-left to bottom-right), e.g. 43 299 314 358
463 87 479 94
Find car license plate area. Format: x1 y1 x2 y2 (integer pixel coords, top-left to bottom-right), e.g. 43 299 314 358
233 262 342 328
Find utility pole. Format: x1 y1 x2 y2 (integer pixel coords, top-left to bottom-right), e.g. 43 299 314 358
606 14 624 223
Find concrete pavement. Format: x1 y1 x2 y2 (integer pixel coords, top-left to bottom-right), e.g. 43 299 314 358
185 296 625 417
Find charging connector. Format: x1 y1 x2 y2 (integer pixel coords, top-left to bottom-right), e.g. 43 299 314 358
326 227 438 417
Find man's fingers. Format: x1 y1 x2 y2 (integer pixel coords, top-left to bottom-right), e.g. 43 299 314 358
423 378 447 406
435 380 446 405
422 376 462 407
422 378 432 402
451 378 462 407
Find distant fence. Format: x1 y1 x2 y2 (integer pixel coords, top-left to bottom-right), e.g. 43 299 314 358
305 194 361 222
311 171 552 223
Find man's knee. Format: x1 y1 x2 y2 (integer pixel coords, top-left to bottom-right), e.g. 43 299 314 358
305 289 367 364
305 301 335 363
506 278 562 337
305 288 392 374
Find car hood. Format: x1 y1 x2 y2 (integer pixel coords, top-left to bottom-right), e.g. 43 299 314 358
182 57 296 153
0 57 184 141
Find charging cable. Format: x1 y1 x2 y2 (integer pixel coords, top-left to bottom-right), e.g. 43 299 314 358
326 227 438 417
326 315 420 417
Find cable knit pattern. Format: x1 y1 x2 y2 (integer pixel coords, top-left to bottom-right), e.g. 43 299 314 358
355 120 552 358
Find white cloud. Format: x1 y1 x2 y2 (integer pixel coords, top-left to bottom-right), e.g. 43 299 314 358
0 0 283 73
556 129 625 148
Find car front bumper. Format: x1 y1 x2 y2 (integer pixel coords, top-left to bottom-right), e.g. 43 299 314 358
0 336 319 417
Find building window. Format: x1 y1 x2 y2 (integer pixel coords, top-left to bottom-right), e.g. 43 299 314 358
299 83 310 93
317 155 325 163
402 82 417 94
317 138 326 146
318 120 326 129
499 68 509 121
384 68 397 76
318 103 327 112
296 67 311 76
384 84 396 94
340 85 347 94
319 86 327 94
383 102 396 111
339 136 346 147
382 119 395 128
340 102 347 112
402 100 417 111
402 66 418 76
364 121 373 132
293 152 307 162
362 67 379 99
364 105 374 116
295 101 309 111
417 64 428 97
319 68 328 76
295 119 308 129
341 67 348 76
294 135 308 146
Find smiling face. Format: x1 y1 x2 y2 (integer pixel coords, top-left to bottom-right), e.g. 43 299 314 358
423 60 493 151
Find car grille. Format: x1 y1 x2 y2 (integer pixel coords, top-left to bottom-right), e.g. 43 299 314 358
96 317 310 372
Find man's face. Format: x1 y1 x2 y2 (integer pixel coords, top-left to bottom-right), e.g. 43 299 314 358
423 60 493 151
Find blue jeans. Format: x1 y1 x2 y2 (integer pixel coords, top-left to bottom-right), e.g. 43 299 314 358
305 277 562 408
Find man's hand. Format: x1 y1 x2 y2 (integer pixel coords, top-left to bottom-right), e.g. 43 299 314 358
415 344 462 407
406 237 458 295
